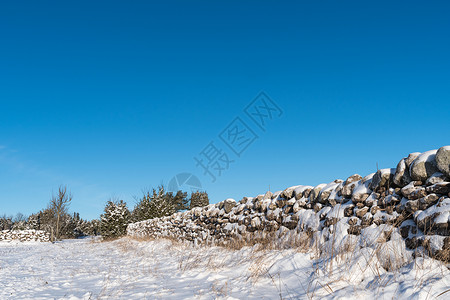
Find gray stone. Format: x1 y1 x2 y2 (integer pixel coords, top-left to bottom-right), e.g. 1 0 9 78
418 194 439 210
309 184 326 203
223 198 236 214
401 182 427 199
318 190 331 204
341 174 362 197
268 200 277 210
410 150 440 181
364 192 380 207
263 191 273 200
352 193 369 203
426 182 450 195
292 201 302 213
405 152 421 168
370 168 395 191
393 158 413 187
426 172 447 185
348 225 361 235
355 207 369 218
405 200 419 213
348 217 359 226
272 191 283 200
345 174 362 185
436 146 450 178
344 205 355 217
361 213 373 226
282 186 298 199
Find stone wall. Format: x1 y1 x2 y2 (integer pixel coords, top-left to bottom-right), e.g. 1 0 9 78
0 230 51 242
127 146 450 261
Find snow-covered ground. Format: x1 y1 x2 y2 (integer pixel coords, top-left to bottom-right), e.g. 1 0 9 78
0 237 449 299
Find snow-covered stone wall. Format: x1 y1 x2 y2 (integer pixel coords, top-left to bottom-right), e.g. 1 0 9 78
127 146 450 261
0 230 51 242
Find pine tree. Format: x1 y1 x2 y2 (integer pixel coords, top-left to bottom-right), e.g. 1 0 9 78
132 185 181 221
100 200 131 239
147 185 176 219
27 213 41 230
166 190 189 211
131 192 153 222
190 191 209 209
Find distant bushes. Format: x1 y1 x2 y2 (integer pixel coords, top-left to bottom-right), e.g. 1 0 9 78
1 185 100 240
0 211 100 240
2 184 209 241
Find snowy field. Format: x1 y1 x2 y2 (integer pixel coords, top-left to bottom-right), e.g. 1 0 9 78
0 237 449 299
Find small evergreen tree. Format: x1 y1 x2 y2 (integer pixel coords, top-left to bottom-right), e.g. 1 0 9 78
189 191 209 209
131 192 153 222
79 219 100 236
168 190 189 211
146 185 177 219
27 213 41 230
132 185 181 221
100 199 131 239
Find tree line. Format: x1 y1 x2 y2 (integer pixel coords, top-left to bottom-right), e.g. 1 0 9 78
1 184 209 240
100 185 209 238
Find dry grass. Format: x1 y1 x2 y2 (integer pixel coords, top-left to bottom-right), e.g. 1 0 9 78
124 216 449 299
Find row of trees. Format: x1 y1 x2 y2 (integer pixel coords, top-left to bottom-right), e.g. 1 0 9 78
2 184 209 241
1 186 99 240
100 186 209 238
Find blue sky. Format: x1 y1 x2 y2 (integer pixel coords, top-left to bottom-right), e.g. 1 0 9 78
1 1 449 220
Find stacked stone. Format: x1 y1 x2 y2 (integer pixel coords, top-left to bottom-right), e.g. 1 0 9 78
0 230 51 242
127 146 450 261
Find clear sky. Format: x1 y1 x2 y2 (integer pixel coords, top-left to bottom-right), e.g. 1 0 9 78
1 1 449 220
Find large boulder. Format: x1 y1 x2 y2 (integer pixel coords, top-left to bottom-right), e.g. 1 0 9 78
263 191 273 200
351 180 371 203
308 184 327 203
293 186 313 200
410 150 440 181
393 152 420 187
426 172 447 185
282 185 300 199
436 146 450 178
401 182 427 200
223 198 236 214
370 168 395 191
341 174 362 197
393 158 408 187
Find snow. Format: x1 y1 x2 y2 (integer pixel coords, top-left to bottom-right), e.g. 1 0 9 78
352 179 371 195
293 185 313 196
1 236 449 299
416 198 450 222
414 149 438 164
365 192 379 206
326 202 352 219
